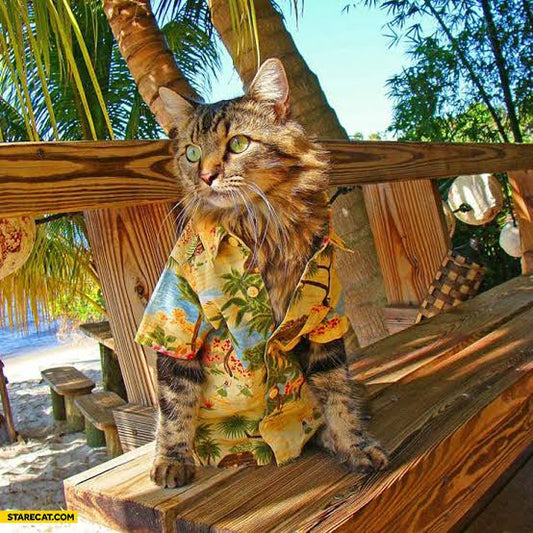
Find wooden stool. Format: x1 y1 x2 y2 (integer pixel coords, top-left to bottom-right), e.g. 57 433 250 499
41 366 95 432
75 391 126 458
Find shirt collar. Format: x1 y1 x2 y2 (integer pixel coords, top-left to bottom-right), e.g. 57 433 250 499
174 215 352 265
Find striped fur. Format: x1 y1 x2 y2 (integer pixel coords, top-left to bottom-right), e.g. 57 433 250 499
153 59 388 487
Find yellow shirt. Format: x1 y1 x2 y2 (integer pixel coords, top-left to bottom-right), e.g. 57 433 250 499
135 217 350 467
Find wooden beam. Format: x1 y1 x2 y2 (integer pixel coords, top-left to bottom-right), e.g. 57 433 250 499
1 140 532 217
364 180 450 306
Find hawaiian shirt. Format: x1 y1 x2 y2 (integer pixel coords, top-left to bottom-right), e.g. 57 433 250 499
135 216 350 468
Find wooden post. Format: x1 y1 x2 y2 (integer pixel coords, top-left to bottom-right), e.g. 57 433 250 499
64 395 85 433
84 203 176 407
509 170 533 274
50 389 66 421
364 180 451 307
100 344 128 401
85 419 107 448
0 360 17 443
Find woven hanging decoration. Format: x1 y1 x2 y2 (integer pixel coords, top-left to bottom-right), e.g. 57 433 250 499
416 250 486 323
0 216 36 280
447 173 504 226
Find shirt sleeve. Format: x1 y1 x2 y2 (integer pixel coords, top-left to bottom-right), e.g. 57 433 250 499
135 257 210 359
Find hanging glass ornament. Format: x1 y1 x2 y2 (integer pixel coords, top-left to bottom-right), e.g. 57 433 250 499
499 219 521 258
0 216 36 280
447 174 504 225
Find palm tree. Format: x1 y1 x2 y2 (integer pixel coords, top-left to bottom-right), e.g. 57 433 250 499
209 0 389 345
0 0 218 330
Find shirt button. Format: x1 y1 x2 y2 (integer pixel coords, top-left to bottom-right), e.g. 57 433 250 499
247 286 259 298
228 236 239 247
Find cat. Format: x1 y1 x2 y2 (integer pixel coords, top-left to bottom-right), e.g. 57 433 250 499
147 58 388 488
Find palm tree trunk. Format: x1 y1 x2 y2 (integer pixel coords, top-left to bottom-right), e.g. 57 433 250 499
85 0 200 405
103 0 199 134
210 0 389 345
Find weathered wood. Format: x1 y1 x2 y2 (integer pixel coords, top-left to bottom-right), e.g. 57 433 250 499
100 345 128 401
113 403 157 452
79 321 115 351
65 395 85 433
41 366 95 396
383 305 418 334
1 140 532 217
84 204 176 406
85 419 107 448
0 360 17 443
351 275 533 387
509 170 533 274
364 180 450 306
103 427 123 459
64 276 533 533
50 389 66 421
74 391 126 429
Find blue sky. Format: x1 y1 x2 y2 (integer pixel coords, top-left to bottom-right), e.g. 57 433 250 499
207 2 410 139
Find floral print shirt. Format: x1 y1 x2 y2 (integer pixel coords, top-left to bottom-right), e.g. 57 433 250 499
135 217 351 467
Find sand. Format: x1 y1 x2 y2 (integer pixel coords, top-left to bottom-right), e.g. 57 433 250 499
1 333 117 532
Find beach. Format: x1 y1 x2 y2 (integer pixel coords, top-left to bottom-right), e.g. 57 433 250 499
1 324 115 532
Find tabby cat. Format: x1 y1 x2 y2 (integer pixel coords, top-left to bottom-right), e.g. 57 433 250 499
149 59 388 488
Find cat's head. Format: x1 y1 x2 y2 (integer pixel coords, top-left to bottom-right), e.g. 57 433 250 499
159 59 327 215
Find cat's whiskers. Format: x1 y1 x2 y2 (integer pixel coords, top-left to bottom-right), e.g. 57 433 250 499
154 192 196 262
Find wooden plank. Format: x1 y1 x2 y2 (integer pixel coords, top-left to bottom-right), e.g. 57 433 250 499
509 170 533 274
84 204 176 407
383 305 418 334
113 403 157 452
75 392 126 429
41 366 95 396
364 180 450 306
79 322 115 351
350 275 533 385
464 451 533 533
1 140 532 217
63 277 533 532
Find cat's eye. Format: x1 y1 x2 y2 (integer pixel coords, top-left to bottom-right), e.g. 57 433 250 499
185 145 202 163
228 135 250 154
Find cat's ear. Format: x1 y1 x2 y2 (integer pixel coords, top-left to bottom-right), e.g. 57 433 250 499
159 87 194 116
246 58 290 120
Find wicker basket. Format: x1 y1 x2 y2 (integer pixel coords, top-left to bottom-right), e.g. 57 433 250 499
416 250 486 323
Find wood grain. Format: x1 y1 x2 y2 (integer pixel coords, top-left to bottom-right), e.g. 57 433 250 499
509 170 533 274
1 140 532 217
84 203 177 406
364 180 450 306
74 391 126 429
41 366 95 396
63 275 533 533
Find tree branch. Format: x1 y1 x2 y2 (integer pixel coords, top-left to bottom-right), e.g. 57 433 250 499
479 0 523 142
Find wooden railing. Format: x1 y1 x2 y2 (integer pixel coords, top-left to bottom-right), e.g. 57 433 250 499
1 139 532 406
1 140 532 217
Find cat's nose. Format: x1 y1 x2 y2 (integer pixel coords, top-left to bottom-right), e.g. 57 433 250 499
200 171 218 186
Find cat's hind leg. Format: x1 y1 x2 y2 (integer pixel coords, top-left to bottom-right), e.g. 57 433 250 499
151 354 203 488
304 338 389 473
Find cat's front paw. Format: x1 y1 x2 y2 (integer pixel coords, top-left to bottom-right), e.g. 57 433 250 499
151 455 196 488
342 437 389 474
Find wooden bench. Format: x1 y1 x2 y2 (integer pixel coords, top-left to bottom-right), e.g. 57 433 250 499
41 366 95 432
64 275 533 532
75 391 127 458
